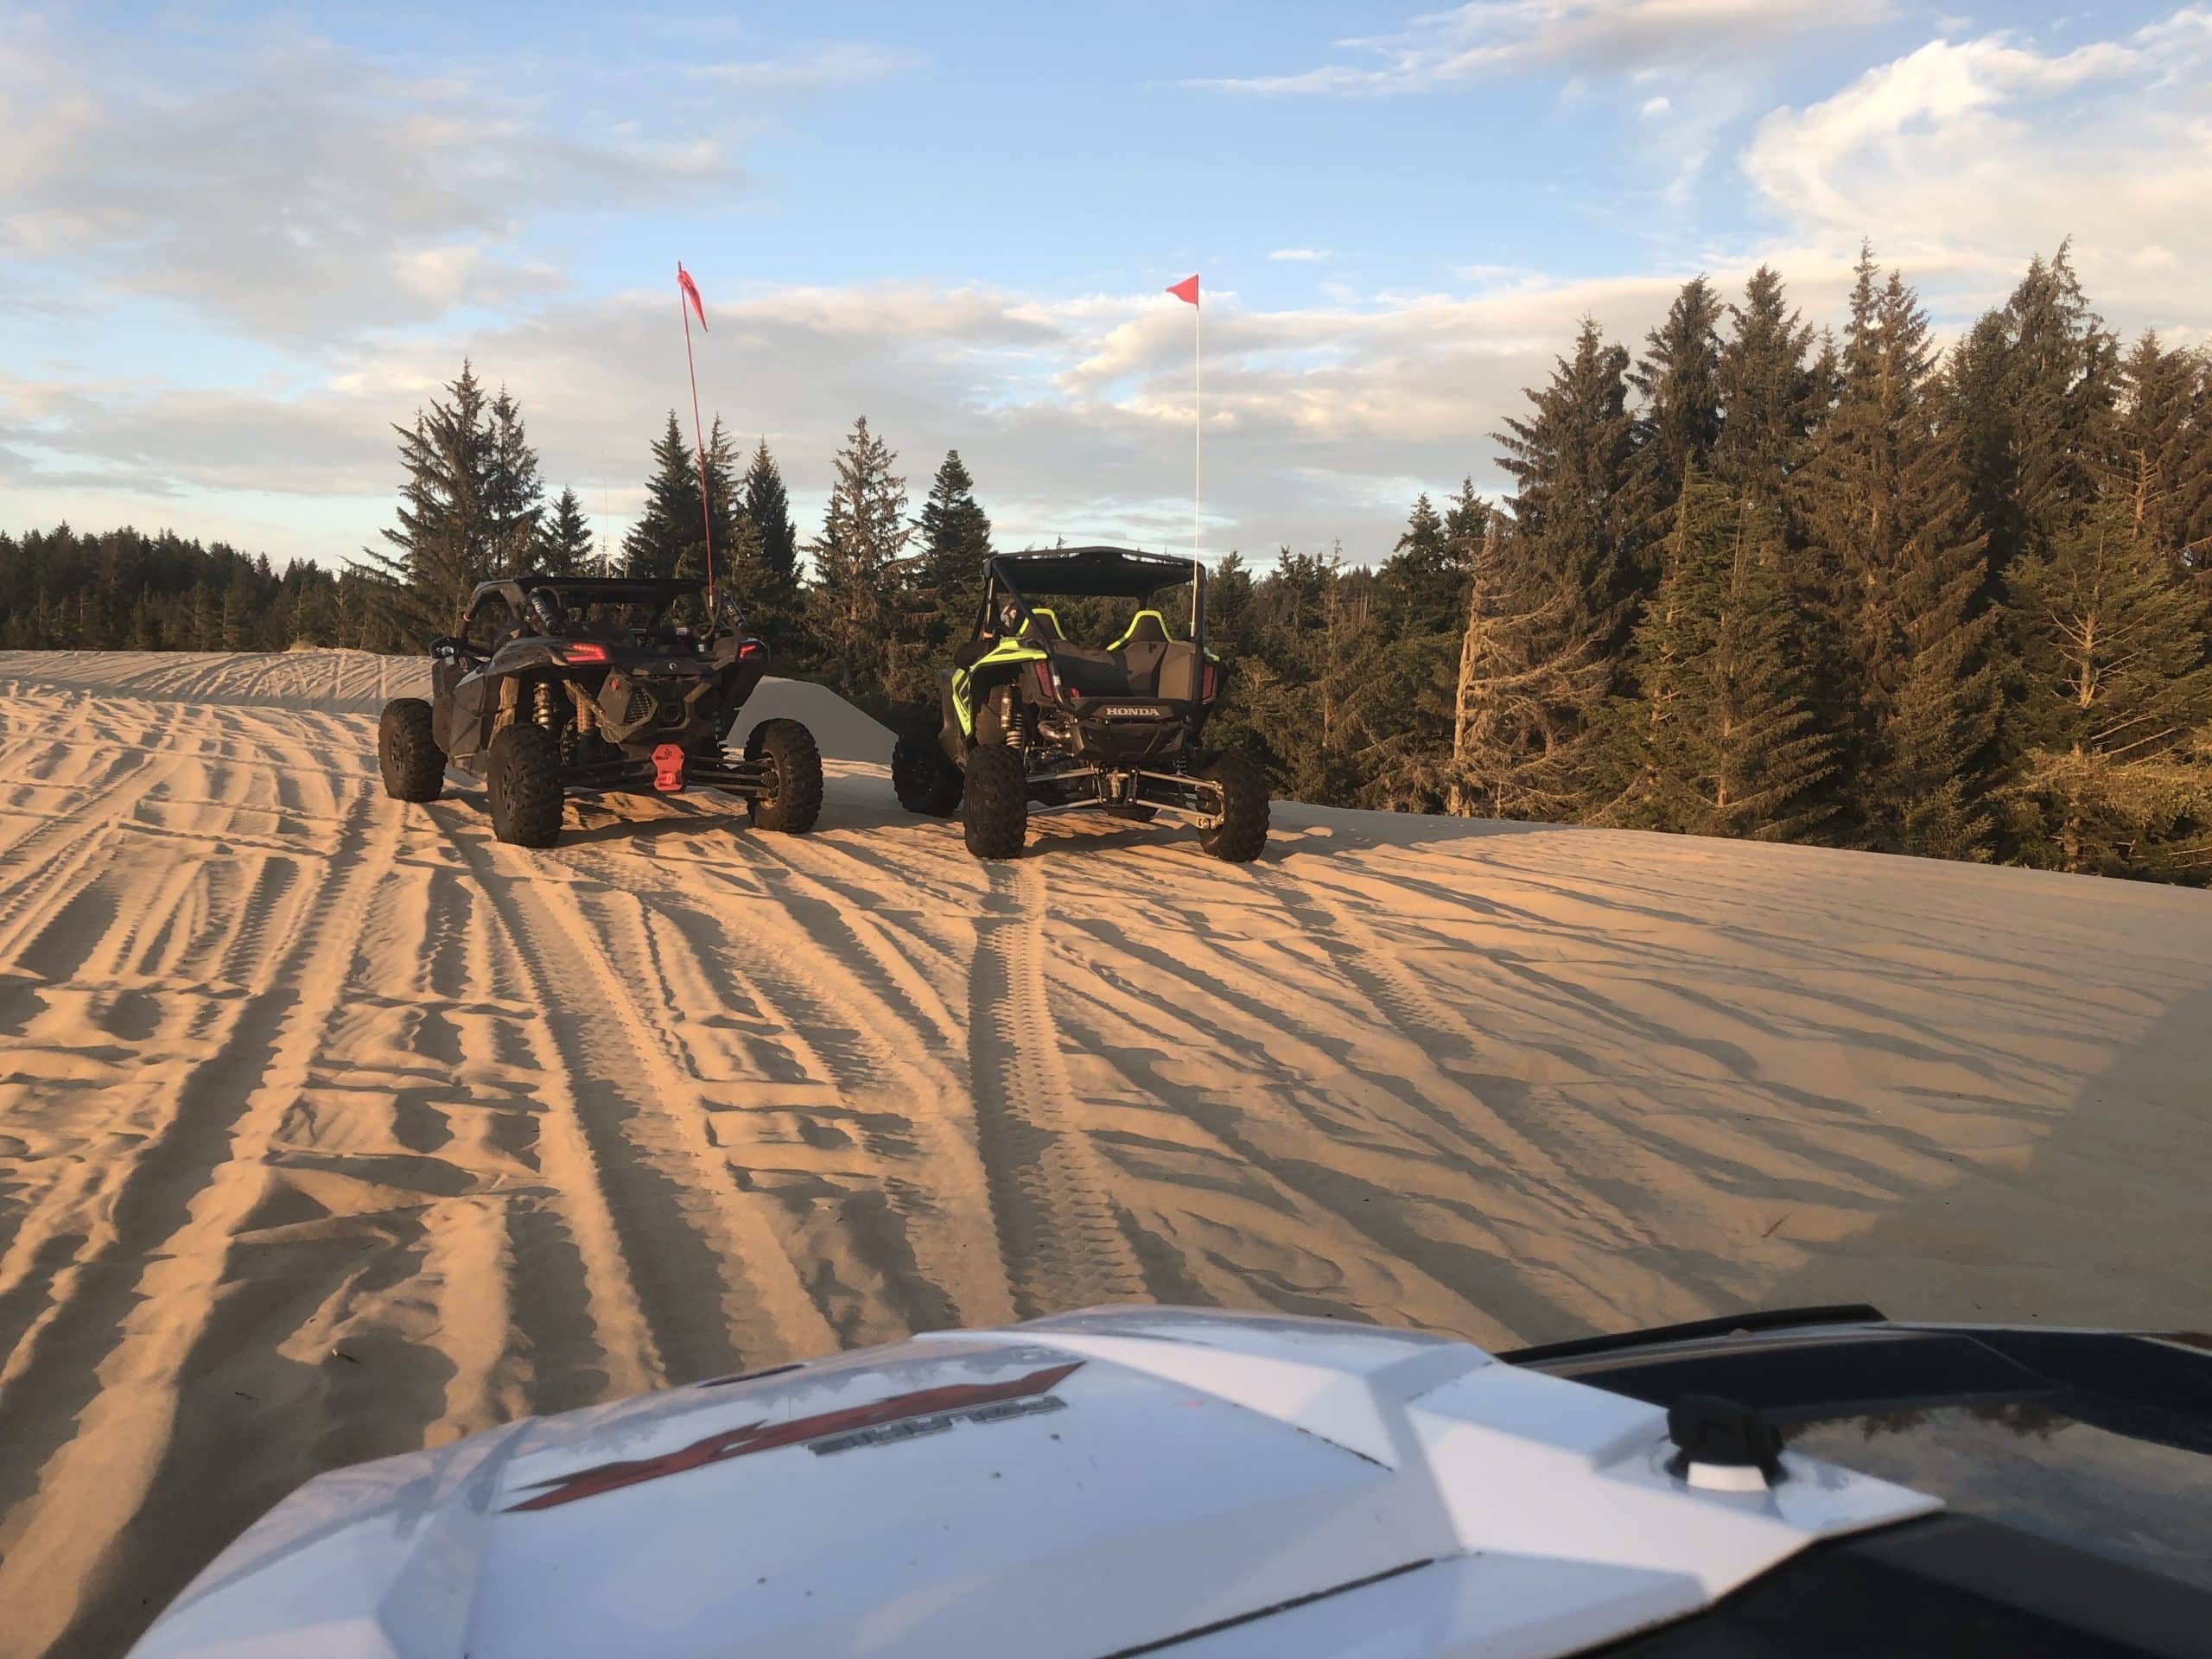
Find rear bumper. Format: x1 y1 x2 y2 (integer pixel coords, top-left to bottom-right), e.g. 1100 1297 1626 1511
1066 714 1192 765
558 751 775 798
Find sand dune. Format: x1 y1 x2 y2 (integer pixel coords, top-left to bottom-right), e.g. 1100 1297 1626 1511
0 649 2207 1657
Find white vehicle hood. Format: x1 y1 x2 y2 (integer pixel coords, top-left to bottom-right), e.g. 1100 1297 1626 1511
129 1306 1938 1659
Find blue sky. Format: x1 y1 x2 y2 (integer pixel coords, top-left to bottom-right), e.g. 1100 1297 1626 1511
3 2 2208 569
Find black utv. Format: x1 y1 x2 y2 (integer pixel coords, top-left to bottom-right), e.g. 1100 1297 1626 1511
376 575 822 849
891 546 1268 861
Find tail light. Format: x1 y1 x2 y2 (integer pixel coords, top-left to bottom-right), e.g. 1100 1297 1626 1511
563 642 608 664
738 639 766 660
1199 663 1220 701
1033 662 1055 699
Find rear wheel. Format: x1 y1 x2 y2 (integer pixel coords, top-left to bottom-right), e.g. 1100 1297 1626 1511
1198 749 1269 863
893 730 963 817
745 718 823 833
486 722 564 848
961 744 1028 860
377 698 443 803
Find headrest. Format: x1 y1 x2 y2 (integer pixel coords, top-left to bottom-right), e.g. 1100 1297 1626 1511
1026 606 1067 639
1117 609 1171 646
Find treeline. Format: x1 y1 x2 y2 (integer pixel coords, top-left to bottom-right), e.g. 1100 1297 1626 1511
5 244 2208 881
0 527 390 652
1377 246 2212 884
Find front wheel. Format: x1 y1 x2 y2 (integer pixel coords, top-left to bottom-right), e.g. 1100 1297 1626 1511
1198 749 1269 863
486 722 564 847
377 698 443 803
961 744 1028 860
893 731 963 817
745 718 823 833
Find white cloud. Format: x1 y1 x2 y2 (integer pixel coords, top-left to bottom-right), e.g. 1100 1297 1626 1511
1640 94 1671 116
1192 0 1889 96
0 20 743 342
1269 248 1332 262
1741 12 2212 332
690 43 918 90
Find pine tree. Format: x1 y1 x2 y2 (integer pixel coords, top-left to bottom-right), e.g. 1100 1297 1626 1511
1366 492 1480 808
743 440 800 588
1433 515 1611 821
809 416 912 697
2000 500 2212 880
372 362 536 639
734 439 806 645
916 449 994 633
2114 334 2212 593
1443 476 1489 543
1949 244 2122 597
485 388 544 578
1624 468 1832 840
623 414 698 581
1375 487 1478 642
1493 319 1657 815
1713 266 1819 508
539 487 597 576
1205 551 1259 657
1801 255 2000 857
1632 276 1726 507
1496 319 1657 653
1232 550 1392 805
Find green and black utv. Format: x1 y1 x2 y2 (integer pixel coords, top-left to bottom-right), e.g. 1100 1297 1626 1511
891 546 1268 861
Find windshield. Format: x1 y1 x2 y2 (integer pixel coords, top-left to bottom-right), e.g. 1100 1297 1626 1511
1788 1402 2211 1592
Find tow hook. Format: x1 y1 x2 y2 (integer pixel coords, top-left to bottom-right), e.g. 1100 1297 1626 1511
652 742 686 792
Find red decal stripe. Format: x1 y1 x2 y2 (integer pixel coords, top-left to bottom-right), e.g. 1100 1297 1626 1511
506 1362 1083 1512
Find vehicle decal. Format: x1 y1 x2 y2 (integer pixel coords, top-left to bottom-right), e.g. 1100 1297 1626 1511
504 1361 1084 1511
809 1391 1065 1456
951 637 1048 734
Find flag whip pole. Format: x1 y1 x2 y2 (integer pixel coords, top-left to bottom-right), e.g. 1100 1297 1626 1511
677 262 715 611
1166 272 1203 623
1193 289 1201 567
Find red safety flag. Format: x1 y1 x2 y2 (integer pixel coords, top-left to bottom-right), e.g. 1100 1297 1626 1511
677 263 708 332
1166 273 1199 306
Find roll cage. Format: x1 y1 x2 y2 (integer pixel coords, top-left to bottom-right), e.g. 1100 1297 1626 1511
971 547 1207 659
450 576 715 657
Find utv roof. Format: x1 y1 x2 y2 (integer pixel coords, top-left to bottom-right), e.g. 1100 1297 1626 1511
989 547 1198 600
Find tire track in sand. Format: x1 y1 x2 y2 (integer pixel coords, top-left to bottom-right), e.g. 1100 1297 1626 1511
1245 854 1681 1332
0 704 240 1397
454 823 837 1380
0 780 395 1656
967 861 1146 1318
559 834 1014 1337
1249 855 1635 1218
0 735 189 971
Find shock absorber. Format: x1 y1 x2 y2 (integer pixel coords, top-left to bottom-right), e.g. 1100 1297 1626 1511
534 681 559 729
571 682 599 764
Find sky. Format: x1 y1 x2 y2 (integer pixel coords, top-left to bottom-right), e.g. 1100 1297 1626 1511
3 1 2209 571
